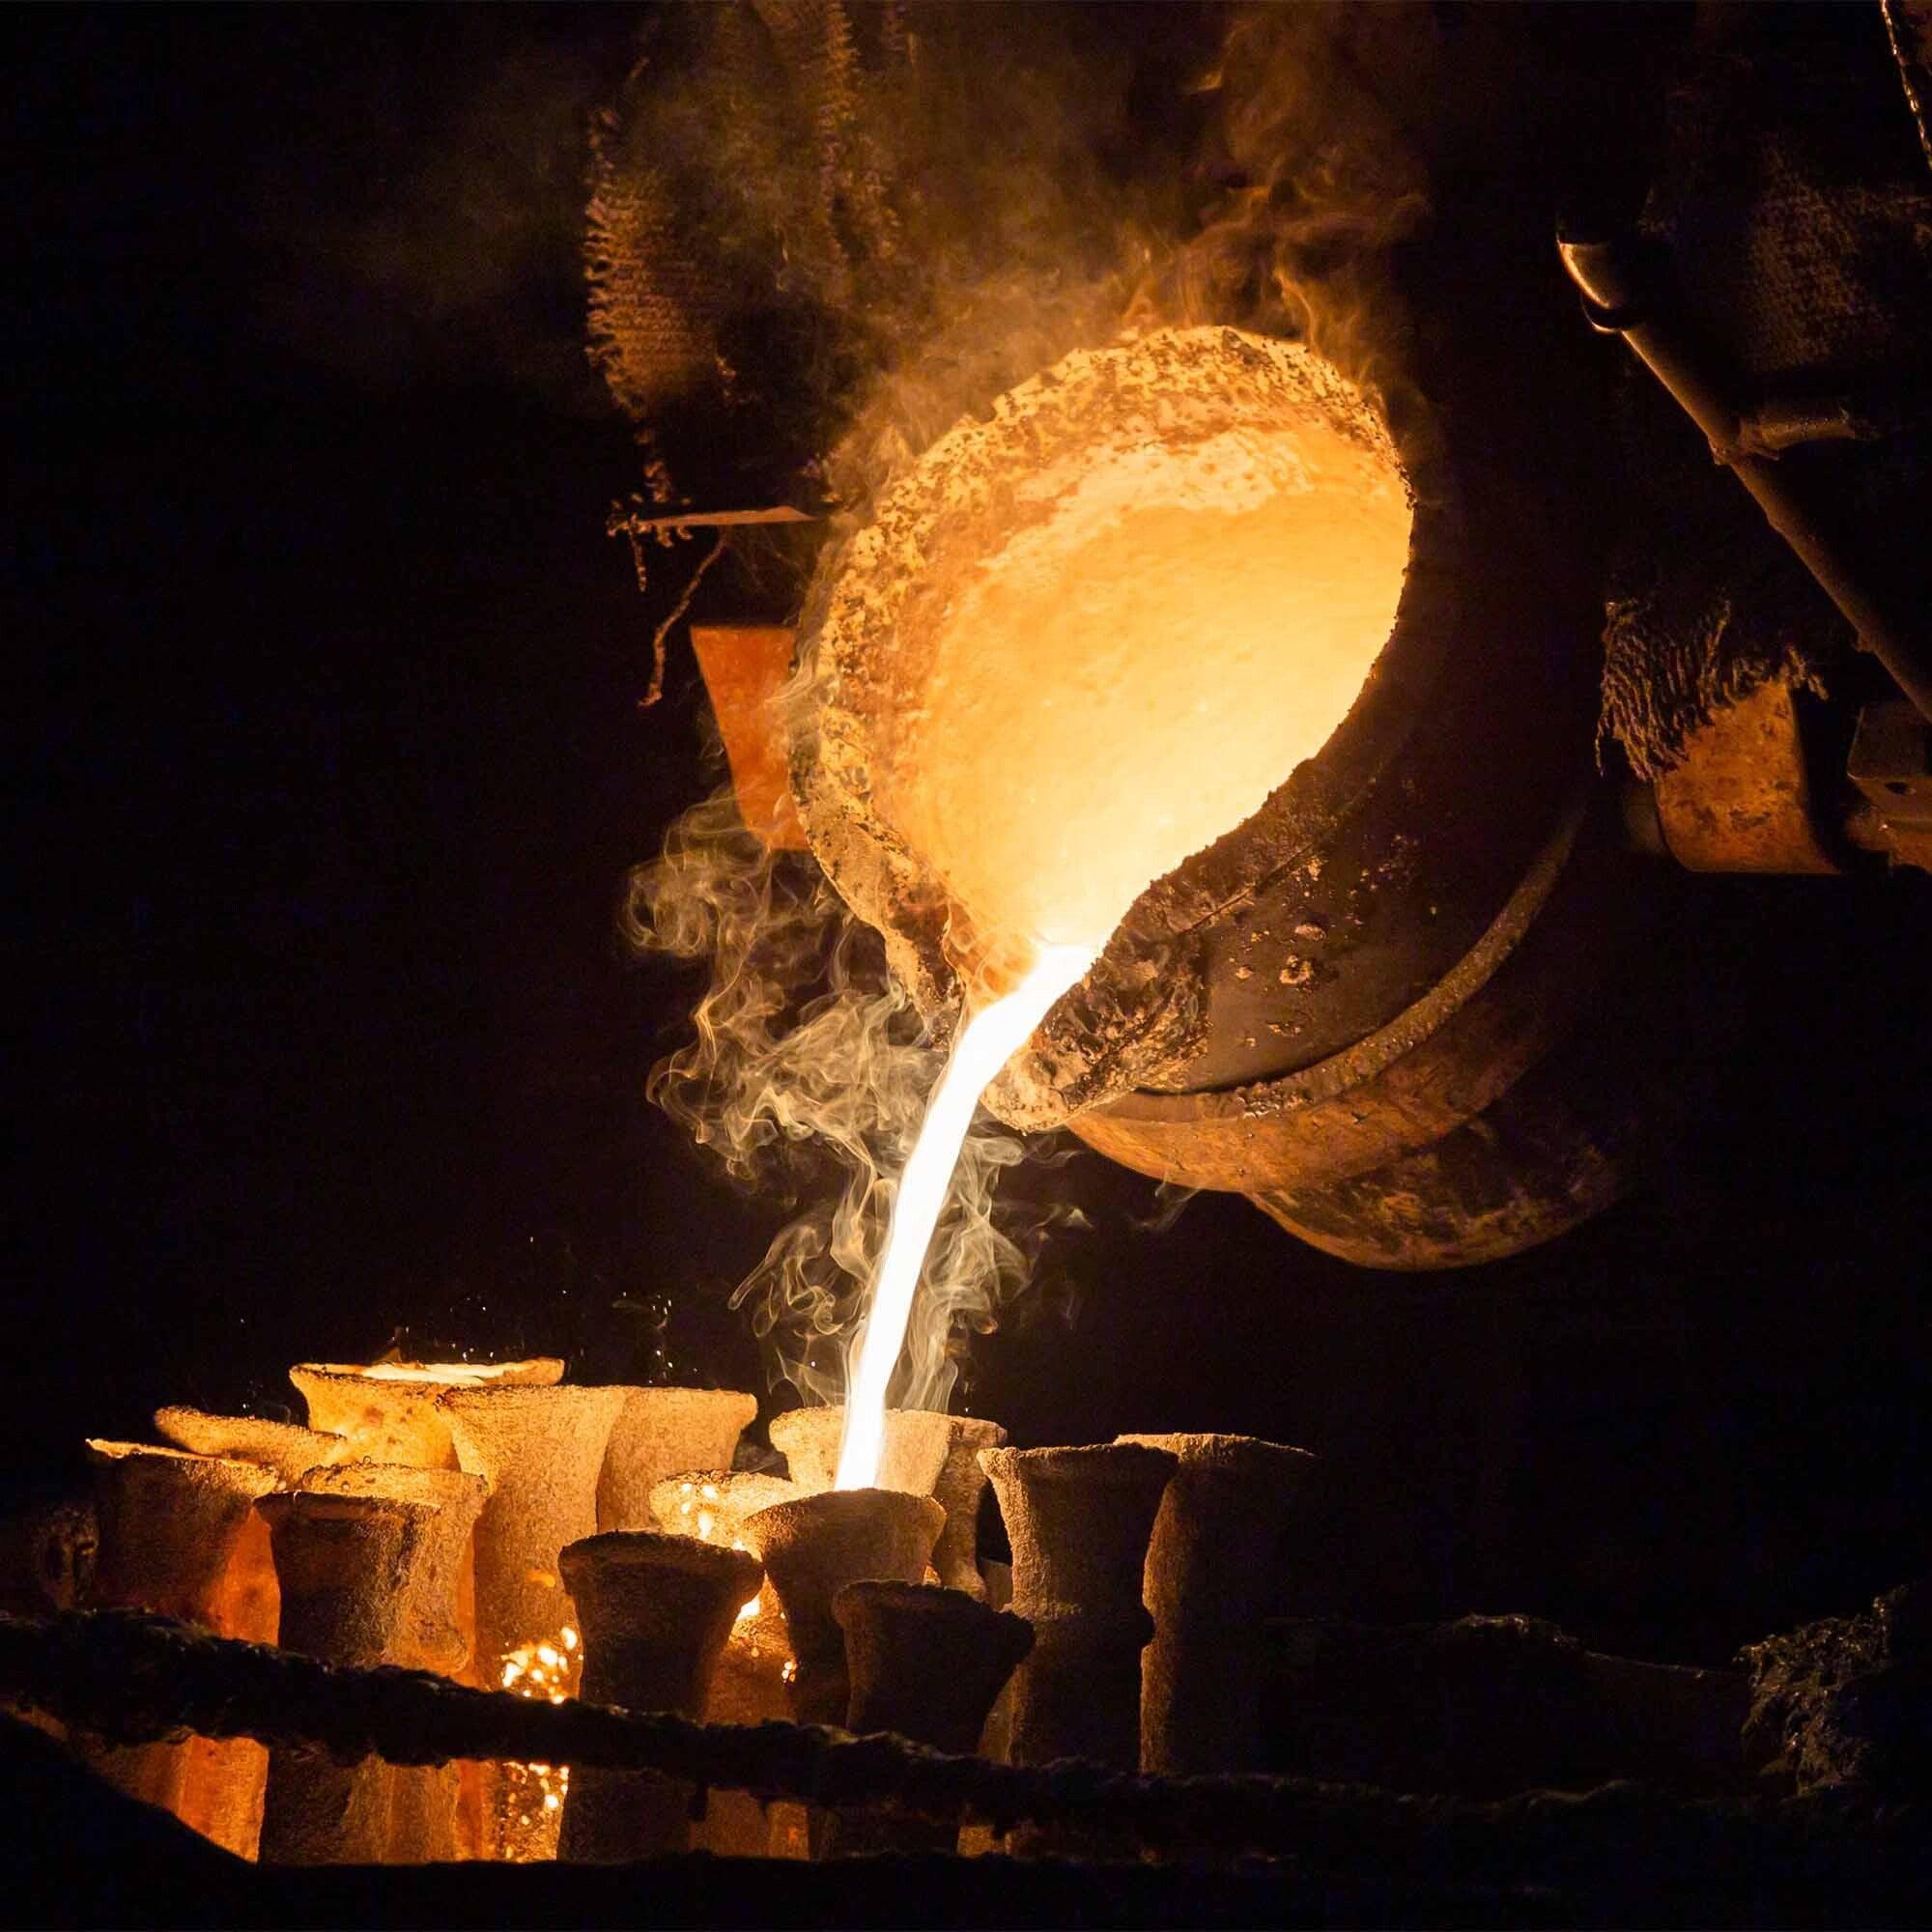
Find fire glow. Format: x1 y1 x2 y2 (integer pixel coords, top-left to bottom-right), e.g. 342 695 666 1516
662 1475 764 1624
499 1625 579 1852
641 331 1412 1491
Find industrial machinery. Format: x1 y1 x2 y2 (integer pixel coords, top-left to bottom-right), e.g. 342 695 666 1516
602 0 1932 1266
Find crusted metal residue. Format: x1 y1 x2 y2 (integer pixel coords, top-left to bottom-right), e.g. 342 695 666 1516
1739 1580 1932 1798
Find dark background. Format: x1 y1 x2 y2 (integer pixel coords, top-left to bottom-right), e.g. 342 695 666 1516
10 4 1929 1669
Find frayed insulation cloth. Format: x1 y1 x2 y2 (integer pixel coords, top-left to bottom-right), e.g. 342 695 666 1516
583 2 910 491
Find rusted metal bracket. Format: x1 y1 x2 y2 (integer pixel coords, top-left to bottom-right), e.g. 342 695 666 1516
609 505 819 544
1728 395 1911 462
1846 697 1932 870
1634 684 1932 876
1650 681 1842 874
606 504 822 709
690 624 810 849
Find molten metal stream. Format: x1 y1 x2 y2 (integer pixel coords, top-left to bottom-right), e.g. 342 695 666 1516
834 945 1095 1490
810 337 1410 1489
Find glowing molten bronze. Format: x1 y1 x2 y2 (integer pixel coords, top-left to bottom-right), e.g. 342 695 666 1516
833 945 1092 1492
799 324 1410 1017
886 364 1410 960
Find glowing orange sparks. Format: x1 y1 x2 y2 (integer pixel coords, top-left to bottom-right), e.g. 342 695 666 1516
667 1476 763 1623
499 1627 579 1839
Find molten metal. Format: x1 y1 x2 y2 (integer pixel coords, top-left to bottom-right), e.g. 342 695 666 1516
887 379 1410 957
833 945 1094 1491
801 327 1411 1044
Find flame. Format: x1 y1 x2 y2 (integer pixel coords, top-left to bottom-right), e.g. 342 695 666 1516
498 1628 578 1850
666 1477 764 1624
834 944 1094 1491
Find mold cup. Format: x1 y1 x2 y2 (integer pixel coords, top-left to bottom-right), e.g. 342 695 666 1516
743 1489 945 1861
595 1388 757 1533
765 1407 845 1494
296 1462 489 1861
256 1492 439 1863
152 1409 354 1662
84 1440 278 1627
769 1406 1007 1596
926 1417 1007 1600
81 1440 278 1856
980 1442 1175 1854
290 1358 564 1470
647 1469 800 1858
647 1469 799 1548
555 1531 763 1863
437 1381 626 1860
830 1581 1034 1854
296 1463 488 1677
769 1405 946 1495
1117 1432 1315 1775
740 1489 945 1727
437 1383 627 1667
647 1467 797 1634
153 1407 351 1486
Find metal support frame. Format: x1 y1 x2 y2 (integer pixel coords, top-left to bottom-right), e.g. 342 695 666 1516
1556 227 1932 727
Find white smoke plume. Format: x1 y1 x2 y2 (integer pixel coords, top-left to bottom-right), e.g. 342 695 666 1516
624 788 1083 1411
612 3 1491 1411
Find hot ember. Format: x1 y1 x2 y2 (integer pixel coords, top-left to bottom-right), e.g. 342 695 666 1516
498 1625 579 1856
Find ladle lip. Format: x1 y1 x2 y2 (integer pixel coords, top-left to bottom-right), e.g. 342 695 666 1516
1069 777 1596 1200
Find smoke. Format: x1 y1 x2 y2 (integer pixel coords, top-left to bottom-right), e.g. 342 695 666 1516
1150 4 1435 441
613 4 1496 1409
587 2 1208 512
1133 1181 1201 1237
624 787 1083 1411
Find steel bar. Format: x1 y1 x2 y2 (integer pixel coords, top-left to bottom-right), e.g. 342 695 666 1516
1558 227 1932 726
